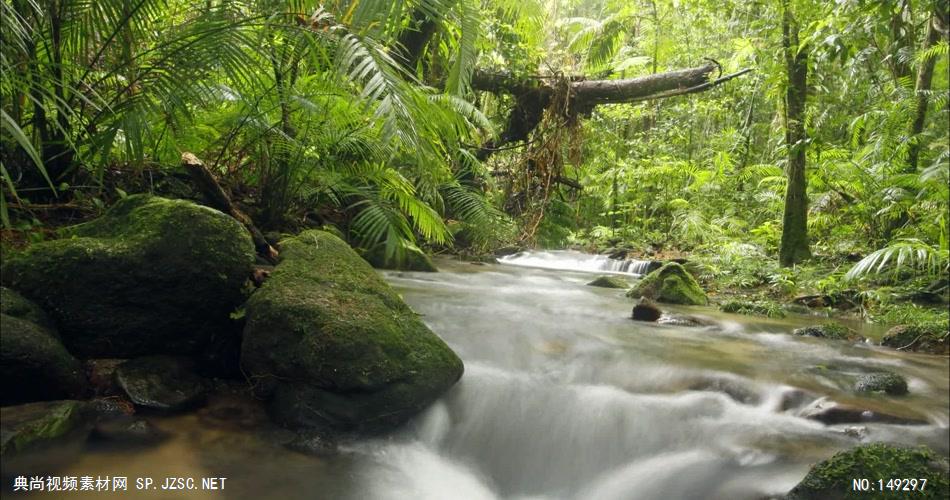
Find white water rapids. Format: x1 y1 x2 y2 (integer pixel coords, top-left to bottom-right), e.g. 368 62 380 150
498 250 657 275
14 254 947 499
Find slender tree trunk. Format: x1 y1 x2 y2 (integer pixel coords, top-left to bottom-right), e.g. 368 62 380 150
779 0 811 266
906 8 945 173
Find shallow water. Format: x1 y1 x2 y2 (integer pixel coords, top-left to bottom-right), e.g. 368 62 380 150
4 255 948 499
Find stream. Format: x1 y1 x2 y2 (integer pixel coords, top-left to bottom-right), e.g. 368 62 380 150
6 252 949 499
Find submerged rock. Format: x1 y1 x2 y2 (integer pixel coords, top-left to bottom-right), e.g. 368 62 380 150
1 195 255 358
798 398 927 426
1 312 87 405
881 324 949 355
657 314 717 328
114 356 208 412
0 400 93 457
631 298 662 322
785 443 949 500
854 372 909 396
363 245 438 272
625 262 707 305
793 323 864 342
90 417 168 447
588 275 629 289
241 230 464 433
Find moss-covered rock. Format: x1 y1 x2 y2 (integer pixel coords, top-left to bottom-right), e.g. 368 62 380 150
241 230 463 433
625 262 707 305
0 400 92 457
854 372 909 396
793 323 863 342
363 245 438 272
719 300 786 318
1 286 55 330
785 443 949 500
587 275 629 289
1 313 88 405
1 195 255 357
881 324 949 355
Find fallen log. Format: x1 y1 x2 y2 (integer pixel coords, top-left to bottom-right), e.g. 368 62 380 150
181 152 278 261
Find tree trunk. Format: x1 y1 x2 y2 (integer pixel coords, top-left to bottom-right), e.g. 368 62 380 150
906 8 945 173
473 65 751 160
779 0 811 267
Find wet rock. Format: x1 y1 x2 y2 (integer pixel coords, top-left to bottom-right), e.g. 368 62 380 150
631 298 662 322
881 324 949 355
0 286 55 330
626 262 707 305
0 400 93 457
785 443 949 500
88 397 136 418
688 378 760 405
285 431 338 457
798 398 927 426
587 275 629 289
241 230 464 433
90 417 168 447
85 359 125 397
363 245 438 272
0 195 255 358
657 314 717 328
114 356 208 412
1 312 87 405
778 388 816 412
854 372 909 396
792 323 864 342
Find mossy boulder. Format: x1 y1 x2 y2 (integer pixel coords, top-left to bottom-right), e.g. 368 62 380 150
1 286 55 329
625 262 707 305
241 230 463 433
793 323 863 342
1 313 87 405
785 443 949 499
363 245 438 272
719 300 786 318
854 372 909 396
587 275 629 289
0 400 93 457
881 324 949 355
1 195 255 357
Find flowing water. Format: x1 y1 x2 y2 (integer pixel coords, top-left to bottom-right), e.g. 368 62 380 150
4 253 949 499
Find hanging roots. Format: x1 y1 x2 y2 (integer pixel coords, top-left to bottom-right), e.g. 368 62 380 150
509 74 583 244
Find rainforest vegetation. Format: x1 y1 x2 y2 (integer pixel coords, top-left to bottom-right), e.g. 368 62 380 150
1 0 948 324
2 2 950 497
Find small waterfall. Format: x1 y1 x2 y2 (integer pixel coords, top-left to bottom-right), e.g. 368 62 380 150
498 250 657 276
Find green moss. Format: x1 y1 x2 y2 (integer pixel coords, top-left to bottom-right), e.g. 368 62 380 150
587 275 629 289
626 262 707 305
854 372 908 395
881 324 948 355
786 443 949 500
793 323 863 341
1 195 254 357
719 300 786 318
363 245 439 272
0 400 90 456
0 286 55 330
241 230 463 432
